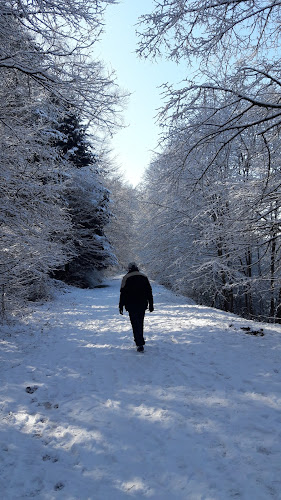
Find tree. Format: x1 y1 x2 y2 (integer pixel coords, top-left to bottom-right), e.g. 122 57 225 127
0 2 124 318
1 1 123 126
108 181 140 269
137 1 281 155
53 110 117 287
138 90 281 321
136 2 281 321
138 1 281 61
0 70 75 316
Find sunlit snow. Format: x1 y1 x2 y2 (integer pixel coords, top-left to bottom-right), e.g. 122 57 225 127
1 277 281 499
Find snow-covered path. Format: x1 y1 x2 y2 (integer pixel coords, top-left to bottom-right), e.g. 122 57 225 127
1 277 281 500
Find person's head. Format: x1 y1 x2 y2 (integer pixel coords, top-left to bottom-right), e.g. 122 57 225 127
128 262 139 272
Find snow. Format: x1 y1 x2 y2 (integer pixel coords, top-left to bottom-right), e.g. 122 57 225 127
1 276 281 500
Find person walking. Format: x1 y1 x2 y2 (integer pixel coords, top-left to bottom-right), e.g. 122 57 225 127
119 262 154 352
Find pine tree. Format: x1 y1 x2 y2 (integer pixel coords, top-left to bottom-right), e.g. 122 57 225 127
53 110 116 288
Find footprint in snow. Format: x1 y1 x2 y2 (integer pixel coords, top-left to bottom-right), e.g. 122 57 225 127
257 446 272 455
37 401 59 409
42 454 58 463
26 386 38 394
54 482 64 491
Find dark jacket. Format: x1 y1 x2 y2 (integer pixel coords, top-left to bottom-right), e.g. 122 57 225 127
119 271 154 311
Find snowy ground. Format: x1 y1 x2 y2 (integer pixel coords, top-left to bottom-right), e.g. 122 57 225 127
1 276 281 500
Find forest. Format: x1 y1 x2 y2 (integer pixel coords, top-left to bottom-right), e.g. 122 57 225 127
2 0 281 324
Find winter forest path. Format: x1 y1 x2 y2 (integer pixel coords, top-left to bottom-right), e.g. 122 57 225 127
1 277 281 499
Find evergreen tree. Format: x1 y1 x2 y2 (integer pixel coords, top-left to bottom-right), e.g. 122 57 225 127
53 110 116 288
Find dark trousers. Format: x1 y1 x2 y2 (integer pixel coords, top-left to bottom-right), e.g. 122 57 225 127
128 307 146 346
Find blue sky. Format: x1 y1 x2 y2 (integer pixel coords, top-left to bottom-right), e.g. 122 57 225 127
95 0 188 186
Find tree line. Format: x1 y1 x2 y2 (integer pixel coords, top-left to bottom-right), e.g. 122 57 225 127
2 0 281 325
0 0 124 320
134 0 281 322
